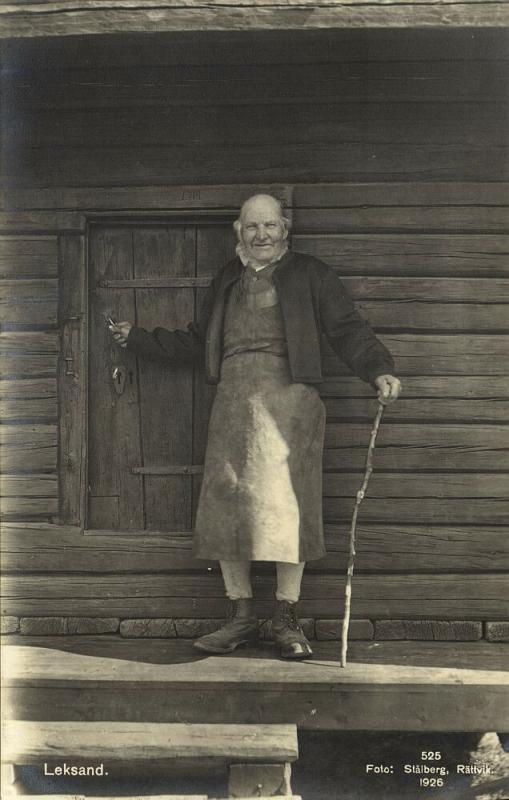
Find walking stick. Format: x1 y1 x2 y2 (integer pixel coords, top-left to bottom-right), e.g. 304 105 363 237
341 400 385 667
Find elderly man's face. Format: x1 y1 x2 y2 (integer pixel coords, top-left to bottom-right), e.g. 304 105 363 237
239 196 287 265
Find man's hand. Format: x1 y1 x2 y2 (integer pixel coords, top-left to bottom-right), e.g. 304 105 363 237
374 374 402 405
109 321 132 348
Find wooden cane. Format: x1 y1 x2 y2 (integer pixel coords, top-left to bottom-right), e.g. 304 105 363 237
340 400 385 667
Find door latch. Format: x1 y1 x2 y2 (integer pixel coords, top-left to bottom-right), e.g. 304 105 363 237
112 366 127 395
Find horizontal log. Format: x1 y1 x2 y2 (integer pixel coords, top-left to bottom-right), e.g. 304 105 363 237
0 425 57 470
7 63 509 109
1 497 58 515
293 206 509 234
1 400 57 420
320 375 509 399
347 277 509 302
13 105 507 148
0 280 58 324
2 3 508 39
2 28 506 67
2 523 507 572
323 473 508 498
0 332 59 353
2 574 507 619
323 498 508 525
326 334 509 376
324 422 509 470
356 301 508 331
1 355 58 378
3 0 508 13
0 474 58 500
0 211 85 234
293 234 509 277
6 182 507 213
0 379 57 421
7 142 508 185
0 236 58 277
294 182 509 208
0 378 57 401
321 376 509 421
0 475 58 496
323 397 509 423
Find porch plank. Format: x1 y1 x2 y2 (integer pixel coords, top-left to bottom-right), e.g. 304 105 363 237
2 643 508 731
4 636 508 671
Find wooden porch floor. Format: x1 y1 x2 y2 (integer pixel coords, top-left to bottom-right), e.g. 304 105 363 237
3 638 508 732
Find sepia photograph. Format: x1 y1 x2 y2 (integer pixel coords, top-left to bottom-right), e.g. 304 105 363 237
1 2 509 798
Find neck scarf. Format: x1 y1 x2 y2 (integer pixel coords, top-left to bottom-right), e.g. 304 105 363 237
236 241 288 271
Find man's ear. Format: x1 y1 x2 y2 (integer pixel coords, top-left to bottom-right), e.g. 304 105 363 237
233 219 242 239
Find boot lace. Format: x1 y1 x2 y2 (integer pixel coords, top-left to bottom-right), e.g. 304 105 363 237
279 602 300 631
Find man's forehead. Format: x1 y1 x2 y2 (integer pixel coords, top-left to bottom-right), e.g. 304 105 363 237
240 195 283 222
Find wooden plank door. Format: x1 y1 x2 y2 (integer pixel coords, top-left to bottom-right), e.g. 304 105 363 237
87 221 235 532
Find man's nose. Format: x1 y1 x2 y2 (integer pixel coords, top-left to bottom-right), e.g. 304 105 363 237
255 225 268 240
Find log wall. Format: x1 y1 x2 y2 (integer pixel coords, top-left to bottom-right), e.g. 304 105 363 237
1 28 508 634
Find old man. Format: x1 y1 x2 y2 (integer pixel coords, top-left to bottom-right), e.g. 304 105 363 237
110 193 401 659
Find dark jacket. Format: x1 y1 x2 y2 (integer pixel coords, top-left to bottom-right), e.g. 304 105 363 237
125 249 395 386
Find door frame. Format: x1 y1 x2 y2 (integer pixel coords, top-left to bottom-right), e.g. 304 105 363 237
57 185 294 533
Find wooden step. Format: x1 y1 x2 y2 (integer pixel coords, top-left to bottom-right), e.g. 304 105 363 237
2 640 508 732
2 721 298 799
1 721 298 765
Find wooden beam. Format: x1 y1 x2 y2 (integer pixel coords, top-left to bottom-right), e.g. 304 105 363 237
1 2 508 39
1 720 298 764
325 334 509 376
1 522 508 572
0 378 58 421
0 212 85 234
2 573 507 618
0 236 58 278
4 185 293 213
293 206 509 234
0 280 58 325
2 644 508 731
2 28 507 66
5 183 507 213
294 234 509 278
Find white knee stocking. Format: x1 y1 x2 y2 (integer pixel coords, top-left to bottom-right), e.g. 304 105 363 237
276 561 306 603
219 560 253 600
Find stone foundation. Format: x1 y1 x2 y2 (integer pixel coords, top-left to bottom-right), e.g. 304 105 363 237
2 615 507 641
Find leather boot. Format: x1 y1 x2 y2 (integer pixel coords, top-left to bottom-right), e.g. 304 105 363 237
271 600 313 659
193 598 258 654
